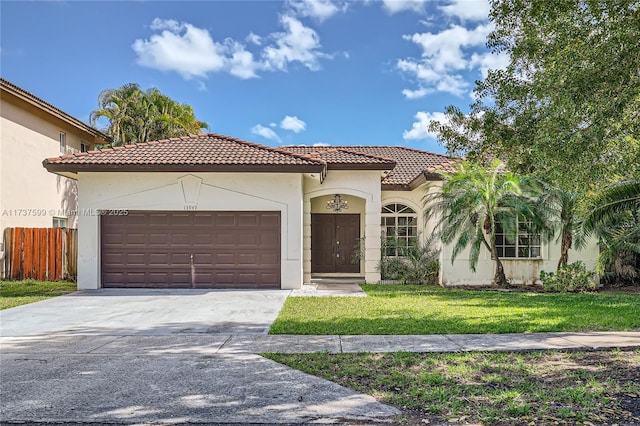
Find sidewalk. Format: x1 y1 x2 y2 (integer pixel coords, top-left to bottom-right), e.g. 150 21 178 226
4 331 638 355
218 331 640 354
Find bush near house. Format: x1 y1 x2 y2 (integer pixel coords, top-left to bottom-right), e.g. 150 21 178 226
540 261 597 293
378 236 440 285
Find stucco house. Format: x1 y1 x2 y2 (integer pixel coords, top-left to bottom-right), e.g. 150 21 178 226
42 133 598 290
0 78 110 276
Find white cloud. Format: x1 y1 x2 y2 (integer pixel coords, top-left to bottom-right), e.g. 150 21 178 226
403 111 447 140
246 32 263 46
280 115 307 133
132 19 230 79
401 87 431 99
397 23 494 97
133 16 332 81
287 0 347 21
381 0 428 14
251 124 282 142
149 18 182 32
440 0 490 21
469 51 510 78
313 142 330 146
227 41 260 79
262 15 326 72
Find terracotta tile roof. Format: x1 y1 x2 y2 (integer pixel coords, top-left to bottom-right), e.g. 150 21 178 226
43 133 325 172
281 147 396 170
281 146 459 187
1 78 111 143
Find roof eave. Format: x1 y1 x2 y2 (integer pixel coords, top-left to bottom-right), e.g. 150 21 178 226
42 162 325 174
1 79 112 143
326 162 397 171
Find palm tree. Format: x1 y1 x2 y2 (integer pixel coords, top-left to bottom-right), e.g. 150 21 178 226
582 179 640 279
424 159 548 287
534 183 582 269
90 84 208 146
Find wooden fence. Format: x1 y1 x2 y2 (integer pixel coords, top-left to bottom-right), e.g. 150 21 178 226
3 228 78 281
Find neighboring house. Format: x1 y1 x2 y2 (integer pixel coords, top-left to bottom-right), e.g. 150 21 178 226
42 133 598 290
0 78 110 275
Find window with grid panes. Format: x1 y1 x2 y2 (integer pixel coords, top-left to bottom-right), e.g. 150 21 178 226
381 203 418 256
495 219 541 258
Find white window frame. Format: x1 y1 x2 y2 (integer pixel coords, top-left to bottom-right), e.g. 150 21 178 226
52 217 67 228
495 219 542 259
59 132 66 153
381 203 418 257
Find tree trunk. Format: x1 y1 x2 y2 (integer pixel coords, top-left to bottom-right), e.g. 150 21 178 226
490 238 509 288
557 225 572 270
493 256 509 288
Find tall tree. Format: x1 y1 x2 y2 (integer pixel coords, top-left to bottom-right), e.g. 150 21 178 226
424 160 549 287
90 84 208 146
431 0 640 185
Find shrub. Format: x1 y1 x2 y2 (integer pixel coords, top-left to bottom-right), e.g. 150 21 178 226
540 261 596 293
378 235 440 285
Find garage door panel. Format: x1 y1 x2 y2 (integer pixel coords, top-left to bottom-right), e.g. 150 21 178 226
170 214 192 226
148 253 169 265
260 213 281 226
123 213 147 226
169 253 191 265
125 253 146 265
215 214 237 226
102 211 280 288
194 214 215 226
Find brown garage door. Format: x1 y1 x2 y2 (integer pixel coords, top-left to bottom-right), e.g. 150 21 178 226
101 211 280 289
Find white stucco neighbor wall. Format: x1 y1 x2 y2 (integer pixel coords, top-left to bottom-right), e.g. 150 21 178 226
76 172 304 290
441 235 600 286
303 170 382 283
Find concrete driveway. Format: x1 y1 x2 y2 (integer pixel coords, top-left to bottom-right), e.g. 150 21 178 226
0 289 399 424
0 288 290 336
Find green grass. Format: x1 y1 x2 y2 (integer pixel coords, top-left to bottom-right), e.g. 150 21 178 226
0 279 76 309
270 284 640 334
265 350 640 425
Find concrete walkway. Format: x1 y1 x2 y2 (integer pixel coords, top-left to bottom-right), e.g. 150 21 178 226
3 331 639 355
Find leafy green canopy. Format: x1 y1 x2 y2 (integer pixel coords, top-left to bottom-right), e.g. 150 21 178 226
90 83 209 146
431 0 640 186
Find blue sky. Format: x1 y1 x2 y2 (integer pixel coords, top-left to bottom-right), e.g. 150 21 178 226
1 0 505 153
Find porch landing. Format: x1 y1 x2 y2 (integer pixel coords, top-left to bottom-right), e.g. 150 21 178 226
291 277 367 297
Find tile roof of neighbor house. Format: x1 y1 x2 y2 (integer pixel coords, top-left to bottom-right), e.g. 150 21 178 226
0 78 111 143
280 146 459 188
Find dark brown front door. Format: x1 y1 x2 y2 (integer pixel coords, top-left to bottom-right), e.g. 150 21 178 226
311 214 360 273
101 211 280 289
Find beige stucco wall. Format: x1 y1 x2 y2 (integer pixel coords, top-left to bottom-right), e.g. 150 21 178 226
75 172 304 290
303 170 382 283
380 181 599 286
0 97 98 275
441 235 599 286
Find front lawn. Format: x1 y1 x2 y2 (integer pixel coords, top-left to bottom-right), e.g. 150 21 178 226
266 350 640 425
0 280 76 310
270 285 640 334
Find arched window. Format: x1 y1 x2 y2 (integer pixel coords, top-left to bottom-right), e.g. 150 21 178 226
381 203 418 256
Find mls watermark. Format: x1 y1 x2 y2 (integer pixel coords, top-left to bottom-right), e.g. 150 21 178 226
1 209 129 217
